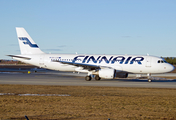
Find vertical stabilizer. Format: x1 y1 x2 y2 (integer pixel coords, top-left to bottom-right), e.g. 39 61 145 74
16 27 44 54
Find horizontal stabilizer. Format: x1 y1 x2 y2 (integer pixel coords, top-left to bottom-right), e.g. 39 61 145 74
7 55 31 60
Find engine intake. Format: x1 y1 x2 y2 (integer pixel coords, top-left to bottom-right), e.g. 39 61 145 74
99 68 115 79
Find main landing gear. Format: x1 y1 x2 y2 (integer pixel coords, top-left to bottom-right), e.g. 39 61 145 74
85 75 101 81
85 76 92 81
95 75 101 81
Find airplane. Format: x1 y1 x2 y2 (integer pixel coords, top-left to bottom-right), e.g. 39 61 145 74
8 27 175 82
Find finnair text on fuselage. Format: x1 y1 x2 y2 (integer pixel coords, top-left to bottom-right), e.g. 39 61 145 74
51 55 144 65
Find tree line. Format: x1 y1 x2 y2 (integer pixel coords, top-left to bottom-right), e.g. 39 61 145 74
164 57 176 65
0 60 25 64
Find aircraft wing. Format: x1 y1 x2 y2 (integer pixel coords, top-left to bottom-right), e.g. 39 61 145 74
52 60 101 70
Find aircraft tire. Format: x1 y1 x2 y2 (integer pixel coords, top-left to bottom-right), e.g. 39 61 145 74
95 75 101 81
85 76 92 81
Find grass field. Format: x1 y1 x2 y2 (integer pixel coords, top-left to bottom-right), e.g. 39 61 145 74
0 85 176 120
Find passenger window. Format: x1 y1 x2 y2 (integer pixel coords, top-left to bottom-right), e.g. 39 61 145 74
158 60 160 63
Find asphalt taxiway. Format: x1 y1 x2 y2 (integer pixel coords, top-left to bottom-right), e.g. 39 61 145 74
0 72 176 88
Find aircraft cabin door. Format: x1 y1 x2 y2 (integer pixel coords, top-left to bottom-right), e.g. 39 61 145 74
39 55 45 68
146 56 151 67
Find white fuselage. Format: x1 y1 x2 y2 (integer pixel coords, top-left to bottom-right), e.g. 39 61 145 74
13 54 174 74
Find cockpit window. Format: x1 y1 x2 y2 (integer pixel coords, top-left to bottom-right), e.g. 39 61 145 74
163 60 167 63
158 60 167 63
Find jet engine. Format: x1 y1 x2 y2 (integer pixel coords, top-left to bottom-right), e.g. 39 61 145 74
99 68 115 79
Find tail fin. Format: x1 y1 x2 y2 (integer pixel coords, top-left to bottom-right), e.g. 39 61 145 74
16 27 44 54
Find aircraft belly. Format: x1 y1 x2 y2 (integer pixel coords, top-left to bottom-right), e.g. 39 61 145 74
57 66 76 71
46 63 76 71
125 65 144 73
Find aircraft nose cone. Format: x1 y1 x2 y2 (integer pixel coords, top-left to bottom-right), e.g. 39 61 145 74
166 64 175 72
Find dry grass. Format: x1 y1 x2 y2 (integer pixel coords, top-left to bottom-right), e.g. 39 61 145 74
0 85 176 120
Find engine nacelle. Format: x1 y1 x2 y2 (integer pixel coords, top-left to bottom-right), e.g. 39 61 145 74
99 68 115 79
115 72 128 78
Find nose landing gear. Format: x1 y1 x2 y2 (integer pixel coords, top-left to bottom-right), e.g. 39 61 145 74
148 79 152 83
147 73 152 83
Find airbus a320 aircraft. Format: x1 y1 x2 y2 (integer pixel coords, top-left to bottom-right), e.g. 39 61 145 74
8 27 174 82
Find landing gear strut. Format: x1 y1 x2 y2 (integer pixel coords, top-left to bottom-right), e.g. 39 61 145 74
85 76 92 81
95 75 101 81
147 73 152 83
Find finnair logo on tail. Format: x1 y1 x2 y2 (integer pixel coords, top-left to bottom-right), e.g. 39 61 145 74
19 37 38 48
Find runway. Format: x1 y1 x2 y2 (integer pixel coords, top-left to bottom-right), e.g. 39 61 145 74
0 72 176 88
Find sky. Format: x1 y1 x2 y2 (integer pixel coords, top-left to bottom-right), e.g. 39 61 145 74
0 0 176 59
